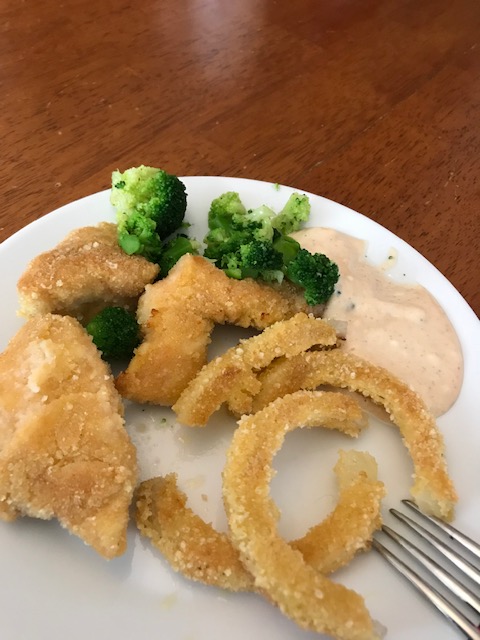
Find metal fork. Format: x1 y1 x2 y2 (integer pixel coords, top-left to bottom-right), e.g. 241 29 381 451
373 500 480 639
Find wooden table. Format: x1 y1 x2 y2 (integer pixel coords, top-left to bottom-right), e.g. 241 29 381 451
1 0 479 314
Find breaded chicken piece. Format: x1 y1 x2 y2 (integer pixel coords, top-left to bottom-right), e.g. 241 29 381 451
0 314 137 559
17 222 159 323
116 254 320 406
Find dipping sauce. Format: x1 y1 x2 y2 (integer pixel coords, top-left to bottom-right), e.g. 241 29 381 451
292 227 463 417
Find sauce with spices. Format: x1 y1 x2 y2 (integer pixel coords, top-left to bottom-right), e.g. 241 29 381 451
292 227 463 416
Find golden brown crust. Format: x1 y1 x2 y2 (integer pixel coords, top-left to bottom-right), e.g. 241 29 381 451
0 314 137 558
17 222 159 322
222 391 381 639
291 450 385 574
253 350 457 521
116 254 318 406
135 449 384 592
136 474 255 592
173 312 338 426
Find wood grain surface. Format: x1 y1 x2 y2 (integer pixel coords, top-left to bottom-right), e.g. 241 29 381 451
1 0 479 314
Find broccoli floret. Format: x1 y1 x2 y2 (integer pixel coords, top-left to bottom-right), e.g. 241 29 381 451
203 190 338 304
205 192 308 262
220 253 243 280
272 234 301 266
222 240 284 281
204 192 252 261
158 235 201 277
286 248 339 305
204 194 276 262
116 211 162 262
86 307 140 360
111 165 187 261
240 240 283 274
208 191 247 229
205 193 281 280
239 205 276 242
272 192 310 235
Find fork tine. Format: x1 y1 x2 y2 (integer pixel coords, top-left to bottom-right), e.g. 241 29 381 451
381 524 480 615
391 508 480 586
373 538 480 640
402 500 480 562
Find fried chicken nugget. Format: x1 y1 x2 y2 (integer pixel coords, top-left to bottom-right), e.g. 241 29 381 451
116 254 319 406
135 447 384 592
17 222 159 322
0 314 137 559
223 391 382 640
252 350 457 521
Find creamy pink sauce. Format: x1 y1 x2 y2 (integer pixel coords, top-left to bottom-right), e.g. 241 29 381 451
292 227 464 417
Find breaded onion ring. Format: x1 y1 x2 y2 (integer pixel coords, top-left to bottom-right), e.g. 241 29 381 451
116 255 318 406
173 313 337 426
135 449 384 593
223 390 381 640
291 449 385 574
252 350 457 521
136 473 254 592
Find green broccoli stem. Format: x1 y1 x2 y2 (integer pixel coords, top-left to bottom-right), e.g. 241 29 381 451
273 234 301 265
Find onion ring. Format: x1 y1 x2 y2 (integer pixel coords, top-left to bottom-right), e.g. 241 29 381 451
223 390 381 639
135 446 384 593
252 349 457 521
135 473 254 592
291 449 385 574
173 313 337 426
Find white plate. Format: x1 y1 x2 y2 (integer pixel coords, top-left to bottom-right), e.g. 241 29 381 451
0 177 478 640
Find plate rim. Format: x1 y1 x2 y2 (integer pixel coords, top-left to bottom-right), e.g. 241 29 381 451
0 175 478 640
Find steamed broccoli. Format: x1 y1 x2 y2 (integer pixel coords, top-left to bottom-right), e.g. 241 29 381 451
114 211 161 261
111 165 187 261
272 193 311 235
204 191 309 281
204 191 306 263
204 191 339 305
204 193 276 261
157 235 201 277
272 234 302 266
222 240 284 281
286 248 340 305
86 307 140 360
208 191 247 229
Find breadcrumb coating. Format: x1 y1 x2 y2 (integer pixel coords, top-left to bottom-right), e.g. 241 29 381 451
17 222 159 322
253 350 457 521
223 391 381 640
116 254 320 406
173 312 338 426
291 450 385 574
135 448 384 592
136 473 254 592
0 314 137 558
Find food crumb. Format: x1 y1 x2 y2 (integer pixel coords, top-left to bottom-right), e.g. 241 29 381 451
185 475 206 490
159 592 178 611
